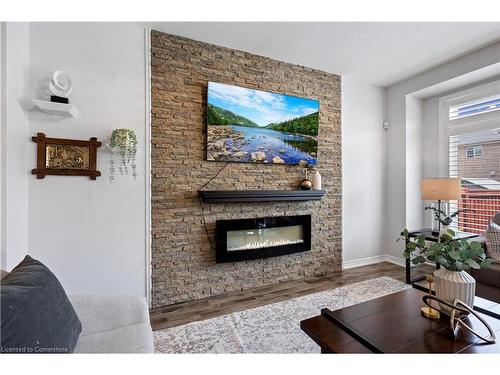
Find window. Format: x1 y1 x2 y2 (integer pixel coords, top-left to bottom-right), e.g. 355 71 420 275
466 145 483 158
449 129 500 234
443 80 500 132
444 82 500 235
449 96 500 120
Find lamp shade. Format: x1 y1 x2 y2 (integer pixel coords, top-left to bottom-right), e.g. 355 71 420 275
421 178 461 200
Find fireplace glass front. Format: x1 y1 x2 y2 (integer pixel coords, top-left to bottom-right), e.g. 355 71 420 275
215 215 311 263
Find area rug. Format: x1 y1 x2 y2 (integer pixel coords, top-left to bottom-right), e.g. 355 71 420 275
154 276 409 353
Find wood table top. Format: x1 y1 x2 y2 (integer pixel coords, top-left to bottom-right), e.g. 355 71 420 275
300 288 500 353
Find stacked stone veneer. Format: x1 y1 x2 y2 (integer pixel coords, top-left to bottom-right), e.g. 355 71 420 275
151 30 342 308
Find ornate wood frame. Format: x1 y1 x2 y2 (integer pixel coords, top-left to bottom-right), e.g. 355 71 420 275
31 132 102 180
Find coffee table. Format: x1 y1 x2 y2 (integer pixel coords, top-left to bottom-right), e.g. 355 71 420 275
300 288 500 353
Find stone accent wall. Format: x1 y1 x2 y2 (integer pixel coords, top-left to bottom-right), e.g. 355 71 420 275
151 31 342 308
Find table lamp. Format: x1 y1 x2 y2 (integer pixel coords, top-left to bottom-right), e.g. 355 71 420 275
421 178 461 235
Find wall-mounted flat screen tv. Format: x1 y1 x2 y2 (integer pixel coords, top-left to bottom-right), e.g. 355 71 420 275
206 82 319 165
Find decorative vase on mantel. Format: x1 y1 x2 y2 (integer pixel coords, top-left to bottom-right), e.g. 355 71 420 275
434 268 476 315
300 168 313 190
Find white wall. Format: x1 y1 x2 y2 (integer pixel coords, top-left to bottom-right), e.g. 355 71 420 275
0 22 30 270
3 22 390 295
342 76 386 265
385 41 500 259
25 23 147 296
405 95 424 229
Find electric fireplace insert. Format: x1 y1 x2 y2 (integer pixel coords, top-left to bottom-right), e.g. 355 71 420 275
215 214 311 263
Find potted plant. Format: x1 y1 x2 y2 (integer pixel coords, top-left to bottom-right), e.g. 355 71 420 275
424 206 464 236
107 129 138 181
400 228 492 314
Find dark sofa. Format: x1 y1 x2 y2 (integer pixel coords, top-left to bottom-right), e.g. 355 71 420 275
473 212 500 303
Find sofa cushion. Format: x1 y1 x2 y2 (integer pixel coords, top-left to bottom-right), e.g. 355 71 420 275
485 221 500 263
73 323 154 353
492 212 500 226
471 263 500 289
0 256 82 353
68 295 150 337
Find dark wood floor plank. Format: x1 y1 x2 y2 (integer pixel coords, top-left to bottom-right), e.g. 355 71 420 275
150 261 406 331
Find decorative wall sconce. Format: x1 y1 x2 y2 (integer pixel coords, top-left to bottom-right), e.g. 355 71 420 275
106 129 138 182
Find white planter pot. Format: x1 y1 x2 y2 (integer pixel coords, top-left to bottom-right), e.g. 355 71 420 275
434 268 475 315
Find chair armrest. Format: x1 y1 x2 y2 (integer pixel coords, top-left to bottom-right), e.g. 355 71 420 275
69 295 151 336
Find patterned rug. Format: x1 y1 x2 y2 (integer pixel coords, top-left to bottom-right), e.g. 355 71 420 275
154 276 409 353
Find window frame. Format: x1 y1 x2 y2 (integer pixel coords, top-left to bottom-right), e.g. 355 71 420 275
438 80 500 233
438 80 500 177
465 145 483 158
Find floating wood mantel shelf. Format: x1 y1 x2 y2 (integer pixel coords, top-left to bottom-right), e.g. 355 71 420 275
199 189 325 203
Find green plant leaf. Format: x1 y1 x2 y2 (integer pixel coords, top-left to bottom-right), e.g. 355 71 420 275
441 233 453 242
411 256 426 265
442 218 452 225
429 242 442 252
465 258 481 269
470 241 482 251
436 255 449 268
480 259 493 268
416 236 426 247
448 250 461 260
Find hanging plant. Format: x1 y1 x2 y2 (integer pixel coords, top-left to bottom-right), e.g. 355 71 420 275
107 129 138 182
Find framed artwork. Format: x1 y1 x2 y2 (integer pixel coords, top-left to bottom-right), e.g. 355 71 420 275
206 82 319 165
31 133 101 180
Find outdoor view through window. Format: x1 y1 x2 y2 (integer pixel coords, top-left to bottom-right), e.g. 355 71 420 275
448 94 500 234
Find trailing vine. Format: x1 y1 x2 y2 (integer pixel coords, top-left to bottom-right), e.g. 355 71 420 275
107 129 138 182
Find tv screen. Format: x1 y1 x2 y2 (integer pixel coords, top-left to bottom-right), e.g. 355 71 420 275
206 82 319 165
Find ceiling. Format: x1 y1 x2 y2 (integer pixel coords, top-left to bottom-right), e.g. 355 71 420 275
140 22 500 87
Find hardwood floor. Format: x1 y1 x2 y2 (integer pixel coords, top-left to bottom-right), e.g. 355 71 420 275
150 261 409 331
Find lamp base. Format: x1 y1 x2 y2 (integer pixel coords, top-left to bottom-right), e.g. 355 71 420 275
421 306 440 320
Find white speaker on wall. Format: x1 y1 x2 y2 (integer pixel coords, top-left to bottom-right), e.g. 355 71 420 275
383 121 390 130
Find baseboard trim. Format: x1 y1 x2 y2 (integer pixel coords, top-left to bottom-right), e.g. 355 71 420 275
343 254 405 270
383 254 406 268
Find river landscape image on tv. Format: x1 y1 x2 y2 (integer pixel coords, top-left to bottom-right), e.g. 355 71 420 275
206 82 319 165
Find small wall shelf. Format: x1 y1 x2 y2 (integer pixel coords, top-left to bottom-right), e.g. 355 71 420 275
31 99 79 117
199 189 325 203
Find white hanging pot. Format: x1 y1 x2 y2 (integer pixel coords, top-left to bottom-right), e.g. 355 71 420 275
434 267 475 315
